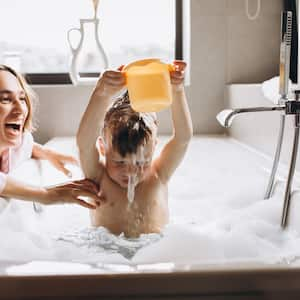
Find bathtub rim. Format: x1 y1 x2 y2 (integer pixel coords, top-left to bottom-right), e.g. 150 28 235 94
1 264 300 299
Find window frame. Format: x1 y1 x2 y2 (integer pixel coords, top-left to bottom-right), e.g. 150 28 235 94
23 0 183 85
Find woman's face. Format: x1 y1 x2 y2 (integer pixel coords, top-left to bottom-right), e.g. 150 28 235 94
0 71 28 150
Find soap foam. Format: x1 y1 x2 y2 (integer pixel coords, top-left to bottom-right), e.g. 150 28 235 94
1 136 300 266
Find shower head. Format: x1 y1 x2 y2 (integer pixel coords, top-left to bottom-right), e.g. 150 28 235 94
216 106 286 128
279 11 292 99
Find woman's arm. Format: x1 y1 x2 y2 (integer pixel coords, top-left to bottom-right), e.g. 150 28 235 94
1 176 101 209
154 61 193 183
32 143 78 177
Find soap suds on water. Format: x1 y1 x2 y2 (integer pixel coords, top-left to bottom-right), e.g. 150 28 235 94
2 136 300 266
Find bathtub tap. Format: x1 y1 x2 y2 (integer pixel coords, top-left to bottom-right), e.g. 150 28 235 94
216 106 285 128
217 105 285 200
217 91 300 228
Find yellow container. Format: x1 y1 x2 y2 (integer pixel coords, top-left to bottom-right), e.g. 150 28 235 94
124 58 173 112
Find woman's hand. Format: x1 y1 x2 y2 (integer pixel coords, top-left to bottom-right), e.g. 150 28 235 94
43 179 102 209
170 60 186 91
45 149 78 177
32 143 78 177
94 69 126 98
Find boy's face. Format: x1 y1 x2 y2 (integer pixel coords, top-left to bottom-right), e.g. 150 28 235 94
101 130 156 188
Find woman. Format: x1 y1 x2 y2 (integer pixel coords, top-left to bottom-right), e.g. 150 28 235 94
0 64 100 209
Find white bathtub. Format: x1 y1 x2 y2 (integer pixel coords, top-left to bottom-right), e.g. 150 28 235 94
1 135 300 299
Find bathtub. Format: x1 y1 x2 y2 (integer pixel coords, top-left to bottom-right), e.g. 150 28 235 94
2 135 300 299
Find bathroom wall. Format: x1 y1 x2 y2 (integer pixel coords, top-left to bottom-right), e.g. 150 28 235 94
190 0 282 134
32 0 282 143
33 84 179 144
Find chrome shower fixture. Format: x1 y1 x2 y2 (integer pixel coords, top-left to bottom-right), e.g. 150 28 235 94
216 106 285 128
279 11 292 100
216 11 296 228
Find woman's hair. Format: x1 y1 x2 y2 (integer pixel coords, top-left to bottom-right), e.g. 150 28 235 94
103 91 158 157
0 64 37 132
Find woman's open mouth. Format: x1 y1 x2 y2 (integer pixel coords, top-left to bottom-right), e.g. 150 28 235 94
4 122 22 136
6 123 21 130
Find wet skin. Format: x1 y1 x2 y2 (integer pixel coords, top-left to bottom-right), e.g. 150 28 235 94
91 133 169 237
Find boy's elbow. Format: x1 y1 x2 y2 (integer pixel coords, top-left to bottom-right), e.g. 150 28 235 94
175 129 193 147
187 125 193 141
183 126 193 145
184 133 193 146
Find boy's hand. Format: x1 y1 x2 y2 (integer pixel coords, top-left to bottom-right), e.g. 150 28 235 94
45 149 78 178
95 69 126 98
170 60 186 91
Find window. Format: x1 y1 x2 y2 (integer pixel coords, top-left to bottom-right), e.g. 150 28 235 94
0 0 181 84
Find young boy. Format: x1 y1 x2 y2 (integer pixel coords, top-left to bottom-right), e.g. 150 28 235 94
77 60 192 237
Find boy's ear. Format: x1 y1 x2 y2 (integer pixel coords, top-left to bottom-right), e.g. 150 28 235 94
98 137 106 156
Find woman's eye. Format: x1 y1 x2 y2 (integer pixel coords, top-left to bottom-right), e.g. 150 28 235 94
20 97 26 102
0 97 11 103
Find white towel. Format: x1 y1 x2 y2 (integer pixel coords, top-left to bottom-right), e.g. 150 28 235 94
261 76 294 105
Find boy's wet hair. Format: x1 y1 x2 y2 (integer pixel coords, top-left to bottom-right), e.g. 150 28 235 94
103 91 157 157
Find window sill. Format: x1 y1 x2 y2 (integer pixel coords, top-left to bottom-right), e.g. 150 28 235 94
25 73 101 85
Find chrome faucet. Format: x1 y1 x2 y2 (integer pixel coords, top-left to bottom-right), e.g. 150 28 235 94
216 11 296 228
216 106 285 128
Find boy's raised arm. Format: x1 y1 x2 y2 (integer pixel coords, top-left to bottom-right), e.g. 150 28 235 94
154 61 193 183
76 70 125 181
